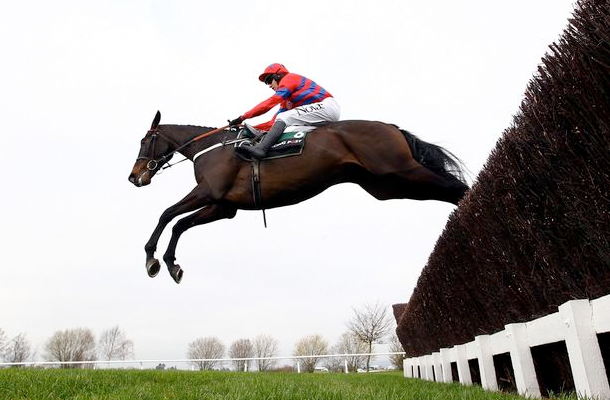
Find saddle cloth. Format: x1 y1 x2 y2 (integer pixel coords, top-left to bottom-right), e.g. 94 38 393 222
238 126 316 160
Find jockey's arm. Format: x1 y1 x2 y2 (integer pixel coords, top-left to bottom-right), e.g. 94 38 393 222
242 94 283 120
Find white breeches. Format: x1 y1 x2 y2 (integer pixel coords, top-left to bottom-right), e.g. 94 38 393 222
276 97 341 126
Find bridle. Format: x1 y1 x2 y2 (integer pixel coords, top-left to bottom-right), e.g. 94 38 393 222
137 128 174 172
138 125 231 172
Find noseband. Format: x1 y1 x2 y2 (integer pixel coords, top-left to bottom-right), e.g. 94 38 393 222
137 128 175 172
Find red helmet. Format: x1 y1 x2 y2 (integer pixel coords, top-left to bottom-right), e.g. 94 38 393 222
258 63 289 82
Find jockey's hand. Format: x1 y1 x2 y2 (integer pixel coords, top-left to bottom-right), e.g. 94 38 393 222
228 116 244 127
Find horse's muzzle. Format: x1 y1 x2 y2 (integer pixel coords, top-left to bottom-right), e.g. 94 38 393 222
128 173 139 186
128 169 151 187
128 159 154 187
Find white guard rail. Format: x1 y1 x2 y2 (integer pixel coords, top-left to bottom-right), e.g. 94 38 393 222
403 294 610 399
0 352 405 373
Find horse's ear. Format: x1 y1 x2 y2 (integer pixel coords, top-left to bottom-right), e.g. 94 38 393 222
151 111 161 129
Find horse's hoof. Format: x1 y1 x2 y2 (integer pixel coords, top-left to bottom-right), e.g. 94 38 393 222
146 258 161 278
170 265 183 284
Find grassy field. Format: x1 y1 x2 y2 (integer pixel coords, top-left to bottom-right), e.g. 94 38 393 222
0 369 573 400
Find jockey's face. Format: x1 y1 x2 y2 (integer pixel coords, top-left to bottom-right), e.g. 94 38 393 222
268 78 279 91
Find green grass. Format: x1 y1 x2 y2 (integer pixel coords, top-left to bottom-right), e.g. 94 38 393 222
0 369 574 400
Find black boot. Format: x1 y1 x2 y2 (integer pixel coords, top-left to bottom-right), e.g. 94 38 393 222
237 120 286 159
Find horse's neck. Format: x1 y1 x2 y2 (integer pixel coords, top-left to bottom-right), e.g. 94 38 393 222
161 124 210 141
160 124 234 157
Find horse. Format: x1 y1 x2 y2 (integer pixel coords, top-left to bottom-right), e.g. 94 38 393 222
128 111 469 284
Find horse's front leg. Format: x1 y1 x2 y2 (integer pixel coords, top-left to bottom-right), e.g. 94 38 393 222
163 204 237 284
143 187 208 278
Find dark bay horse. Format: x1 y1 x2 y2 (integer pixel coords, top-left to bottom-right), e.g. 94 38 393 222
128 111 469 283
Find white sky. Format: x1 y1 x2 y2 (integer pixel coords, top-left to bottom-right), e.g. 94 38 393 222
0 0 575 364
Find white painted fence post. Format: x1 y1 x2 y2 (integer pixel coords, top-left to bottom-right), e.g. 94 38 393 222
432 352 442 382
475 335 498 391
455 344 472 385
506 323 541 398
425 355 435 381
559 299 610 399
418 356 427 379
404 358 412 378
440 348 453 383
344 359 348 374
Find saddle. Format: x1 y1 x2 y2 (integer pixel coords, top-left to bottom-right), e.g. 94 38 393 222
235 125 315 161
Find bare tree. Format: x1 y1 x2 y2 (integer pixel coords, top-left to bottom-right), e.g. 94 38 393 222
293 334 329 373
187 337 225 370
388 334 404 370
347 302 393 372
253 334 278 372
0 328 6 359
228 338 254 371
3 333 32 366
98 326 134 361
330 332 368 372
44 328 96 368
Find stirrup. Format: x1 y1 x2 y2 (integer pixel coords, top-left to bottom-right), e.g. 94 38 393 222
234 142 254 161
237 143 266 159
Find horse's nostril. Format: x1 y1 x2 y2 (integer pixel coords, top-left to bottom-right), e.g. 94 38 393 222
128 174 135 184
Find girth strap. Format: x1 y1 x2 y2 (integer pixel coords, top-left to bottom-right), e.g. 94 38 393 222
251 160 267 228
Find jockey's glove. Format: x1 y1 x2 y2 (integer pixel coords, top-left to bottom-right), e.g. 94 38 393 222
228 116 244 127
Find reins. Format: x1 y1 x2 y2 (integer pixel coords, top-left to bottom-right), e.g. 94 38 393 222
141 123 270 228
145 125 230 172
175 125 230 154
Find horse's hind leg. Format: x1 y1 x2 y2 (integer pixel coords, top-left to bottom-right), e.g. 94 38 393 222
360 163 468 205
163 204 237 284
402 164 468 204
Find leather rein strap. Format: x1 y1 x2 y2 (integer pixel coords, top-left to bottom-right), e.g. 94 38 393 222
147 125 230 171
174 125 230 155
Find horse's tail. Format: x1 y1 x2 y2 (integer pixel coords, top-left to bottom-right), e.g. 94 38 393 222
397 127 469 186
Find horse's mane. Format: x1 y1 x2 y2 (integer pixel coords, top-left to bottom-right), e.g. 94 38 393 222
162 124 216 131
160 124 219 140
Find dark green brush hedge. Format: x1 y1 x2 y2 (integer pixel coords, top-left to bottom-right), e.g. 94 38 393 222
395 0 610 357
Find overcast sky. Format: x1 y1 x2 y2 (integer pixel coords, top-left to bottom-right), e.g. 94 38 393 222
0 0 575 365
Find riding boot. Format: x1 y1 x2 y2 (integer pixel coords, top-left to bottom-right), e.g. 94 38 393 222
237 120 286 159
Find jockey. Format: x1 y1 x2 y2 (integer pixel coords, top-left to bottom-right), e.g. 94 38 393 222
229 63 340 159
